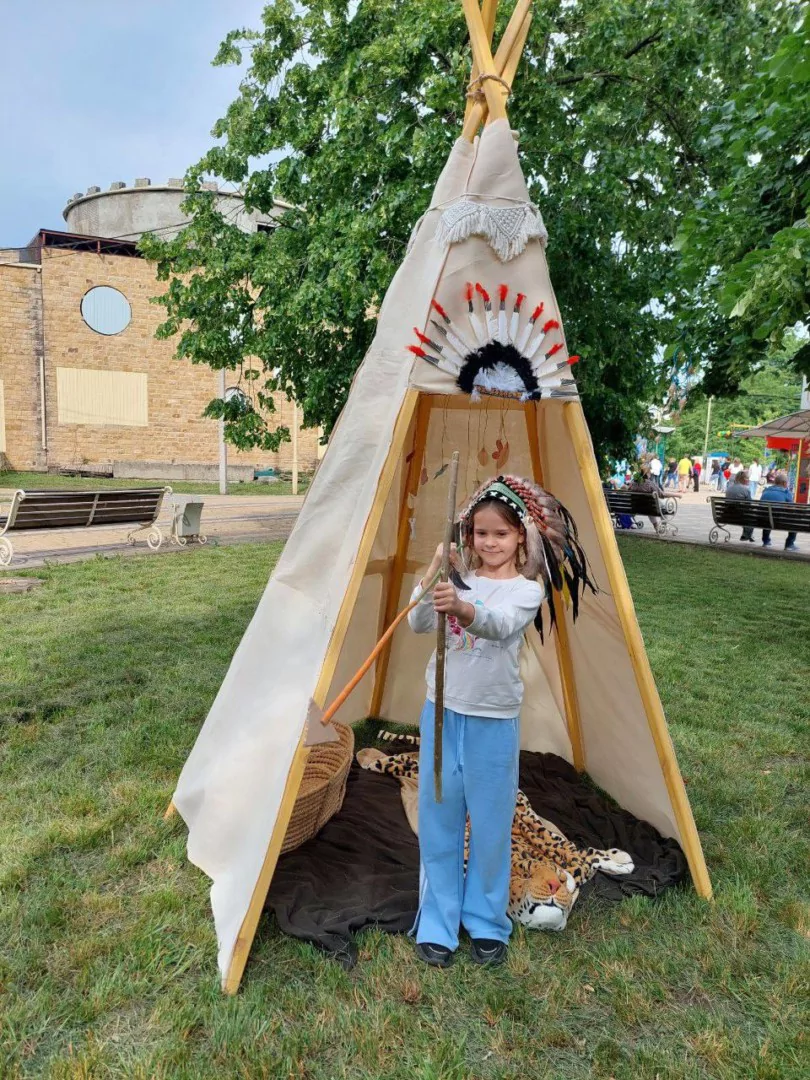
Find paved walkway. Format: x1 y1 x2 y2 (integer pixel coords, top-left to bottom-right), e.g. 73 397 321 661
0 493 305 569
618 487 810 563
2 486 808 570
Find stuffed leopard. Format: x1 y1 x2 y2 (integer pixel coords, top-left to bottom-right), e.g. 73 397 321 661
357 733 634 931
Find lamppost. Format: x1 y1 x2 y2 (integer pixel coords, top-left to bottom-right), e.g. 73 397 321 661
219 382 249 496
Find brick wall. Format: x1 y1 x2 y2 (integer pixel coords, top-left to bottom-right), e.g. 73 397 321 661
11 246 319 477
0 262 46 470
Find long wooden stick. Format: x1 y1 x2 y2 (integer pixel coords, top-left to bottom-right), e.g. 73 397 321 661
370 395 431 715
434 451 460 802
461 0 509 124
462 2 533 139
320 568 441 730
463 0 532 140
562 402 712 900
222 390 420 994
464 0 499 125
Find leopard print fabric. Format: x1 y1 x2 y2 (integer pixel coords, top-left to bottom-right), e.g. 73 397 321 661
358 738 634 931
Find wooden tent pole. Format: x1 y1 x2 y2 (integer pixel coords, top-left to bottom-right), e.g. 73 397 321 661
464 0 499 125
464 2 532 139
562 401 713 900
462 0 509 123
524 402 585 771
222 390 421 994
370 394 430 715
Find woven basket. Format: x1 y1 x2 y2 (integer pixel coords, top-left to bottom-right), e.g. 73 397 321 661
281 723 354 854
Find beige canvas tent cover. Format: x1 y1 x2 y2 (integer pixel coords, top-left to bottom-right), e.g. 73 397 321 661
169 1 711 993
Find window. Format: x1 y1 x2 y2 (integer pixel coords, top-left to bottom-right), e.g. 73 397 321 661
80 286 132 336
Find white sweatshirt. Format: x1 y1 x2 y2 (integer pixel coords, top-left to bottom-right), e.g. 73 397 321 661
408 571 544 719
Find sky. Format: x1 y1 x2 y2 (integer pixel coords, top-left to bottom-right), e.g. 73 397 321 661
0 0 269 247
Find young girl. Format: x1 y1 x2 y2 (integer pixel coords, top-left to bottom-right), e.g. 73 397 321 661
407 474 593 968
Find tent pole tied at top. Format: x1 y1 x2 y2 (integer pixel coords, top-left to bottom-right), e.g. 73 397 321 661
463 0 499 125
562 402 713 901
461 0 534 140
463 2 533 141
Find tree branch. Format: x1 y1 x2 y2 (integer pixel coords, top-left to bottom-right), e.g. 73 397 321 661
623 29 663 60
553 27 663 85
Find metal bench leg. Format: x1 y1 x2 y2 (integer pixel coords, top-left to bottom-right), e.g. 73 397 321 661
0 537 13 567
127 525 164 551
709 525 729 545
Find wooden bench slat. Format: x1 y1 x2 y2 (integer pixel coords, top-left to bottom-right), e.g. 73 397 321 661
708 497 810 540
2 488 169 536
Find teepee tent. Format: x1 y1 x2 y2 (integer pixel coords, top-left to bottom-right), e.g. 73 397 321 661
168 0 711 993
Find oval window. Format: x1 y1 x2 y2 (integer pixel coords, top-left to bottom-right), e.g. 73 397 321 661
80 286 132 335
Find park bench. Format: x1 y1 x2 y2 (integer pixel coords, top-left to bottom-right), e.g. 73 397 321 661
708 496 810 546
0 487 171 567
604 489 678 537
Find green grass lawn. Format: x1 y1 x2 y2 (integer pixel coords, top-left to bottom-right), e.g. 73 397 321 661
0 541 807 1079
0 471 309 498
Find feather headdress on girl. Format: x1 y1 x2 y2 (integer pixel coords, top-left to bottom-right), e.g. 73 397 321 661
458 474 597 642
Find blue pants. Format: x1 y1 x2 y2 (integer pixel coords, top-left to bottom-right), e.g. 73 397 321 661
414 701 519 951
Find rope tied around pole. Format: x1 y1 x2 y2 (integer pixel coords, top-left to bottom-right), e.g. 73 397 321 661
465 71 513 102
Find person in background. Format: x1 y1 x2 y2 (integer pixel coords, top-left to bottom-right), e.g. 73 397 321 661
748 458 762 499
629 469 662 532
729 457 743 480
719 460 731 493
692 457 702 493
664 460 678 489
725 470 754 542
649 454 663 490
759 470 799 551
710 458 721 489
677 454 692 492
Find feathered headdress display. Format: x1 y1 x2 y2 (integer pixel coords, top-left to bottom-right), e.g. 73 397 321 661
408 282 580 402
458 474 597 641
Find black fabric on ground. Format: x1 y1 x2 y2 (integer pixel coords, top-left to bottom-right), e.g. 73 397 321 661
265 751 688 968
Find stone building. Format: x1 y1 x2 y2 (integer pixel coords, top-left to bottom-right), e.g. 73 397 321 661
0 180 320 481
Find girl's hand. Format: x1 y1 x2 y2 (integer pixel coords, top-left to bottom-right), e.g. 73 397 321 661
433 582 474 625
426 542 459 581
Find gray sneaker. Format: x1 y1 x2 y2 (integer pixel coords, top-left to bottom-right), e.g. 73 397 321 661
470 938 508 966
415 941 454 968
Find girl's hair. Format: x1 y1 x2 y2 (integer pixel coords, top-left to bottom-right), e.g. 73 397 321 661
469 497 523 532
457 474 597 641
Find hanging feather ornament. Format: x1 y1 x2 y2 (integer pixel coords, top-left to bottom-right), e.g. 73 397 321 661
465 284 487 346
475 282 498 342
510 292 526 344
406 283 581 402
497 284 509 344
457 474 598 643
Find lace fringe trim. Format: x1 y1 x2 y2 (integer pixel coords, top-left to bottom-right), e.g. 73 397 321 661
434 198 548 262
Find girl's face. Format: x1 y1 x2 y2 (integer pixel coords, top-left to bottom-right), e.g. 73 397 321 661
471 504 522 572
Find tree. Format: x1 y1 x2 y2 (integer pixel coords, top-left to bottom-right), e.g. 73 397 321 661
661 336 804 462
141 0 797 460
673 9 810 396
